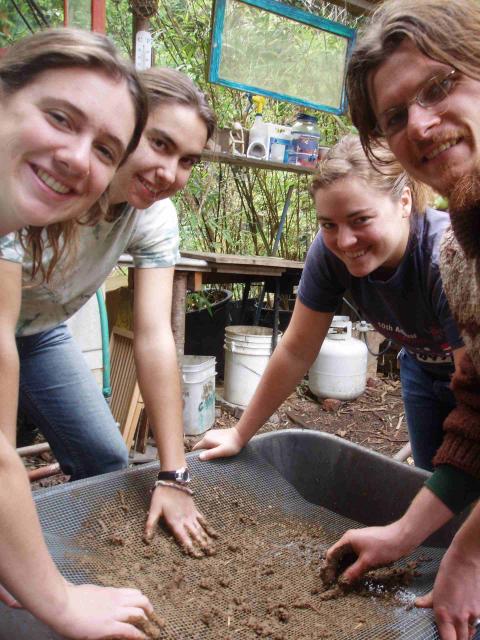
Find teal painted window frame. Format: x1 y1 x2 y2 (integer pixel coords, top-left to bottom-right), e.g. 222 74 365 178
209 0 356 114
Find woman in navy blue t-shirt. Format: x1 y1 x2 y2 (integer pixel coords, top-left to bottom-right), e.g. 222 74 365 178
195 135 465 472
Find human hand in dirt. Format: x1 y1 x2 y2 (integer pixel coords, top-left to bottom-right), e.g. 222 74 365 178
193 427 244 461
51 582 153 639
0 583 21 608
324 521 416 585
144 486 218 557
415 545 480 640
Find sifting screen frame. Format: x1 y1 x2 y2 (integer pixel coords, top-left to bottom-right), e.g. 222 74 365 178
208 0 356 114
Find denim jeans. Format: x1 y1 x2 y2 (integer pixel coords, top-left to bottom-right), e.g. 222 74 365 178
398 348 456 471
16 324 128 480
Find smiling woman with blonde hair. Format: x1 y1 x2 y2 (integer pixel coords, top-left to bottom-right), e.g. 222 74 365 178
195 134 463 475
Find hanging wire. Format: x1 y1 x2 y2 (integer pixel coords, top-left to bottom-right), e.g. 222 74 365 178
9 0 50 32
25 0 50 27
341 296 394 357
10 0 35 32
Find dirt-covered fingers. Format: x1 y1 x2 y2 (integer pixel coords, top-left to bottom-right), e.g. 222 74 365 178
144 504 162 543
321 542 356 586
198 513 219 539
165 516 203 557
184 518 218 557
184 518 210 547
174 523 212 558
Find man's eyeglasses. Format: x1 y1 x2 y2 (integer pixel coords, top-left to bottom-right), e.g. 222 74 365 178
375 68 459 137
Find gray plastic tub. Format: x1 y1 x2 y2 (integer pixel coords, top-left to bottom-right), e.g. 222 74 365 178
0 430 474 639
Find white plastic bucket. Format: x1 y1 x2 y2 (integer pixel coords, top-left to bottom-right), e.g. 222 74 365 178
308 316 368 400
182 355 216 435
223 325 281 407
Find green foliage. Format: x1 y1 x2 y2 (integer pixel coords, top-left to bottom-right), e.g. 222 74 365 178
0 0 62 45
186 291 213 315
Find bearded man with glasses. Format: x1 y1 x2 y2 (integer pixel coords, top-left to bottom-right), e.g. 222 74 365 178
322 2 480 639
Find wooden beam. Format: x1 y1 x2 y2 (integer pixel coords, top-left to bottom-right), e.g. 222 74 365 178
91 0 106 32
326 0 380 16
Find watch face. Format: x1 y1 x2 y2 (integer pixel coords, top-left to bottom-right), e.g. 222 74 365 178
177 467 191 483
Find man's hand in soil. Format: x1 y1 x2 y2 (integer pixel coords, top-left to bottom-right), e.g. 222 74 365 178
53 582 153 639
193 427 244 461
145 485 216 556
324 522 416 584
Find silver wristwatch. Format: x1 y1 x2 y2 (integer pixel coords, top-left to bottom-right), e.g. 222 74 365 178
156 466 191 485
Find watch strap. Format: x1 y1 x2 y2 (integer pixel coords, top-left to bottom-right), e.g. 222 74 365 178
156 467 191 485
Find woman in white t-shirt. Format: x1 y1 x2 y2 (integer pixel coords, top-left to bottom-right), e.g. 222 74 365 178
0 67 217 557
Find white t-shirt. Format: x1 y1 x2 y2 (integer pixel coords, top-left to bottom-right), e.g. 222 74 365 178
0 199 180 336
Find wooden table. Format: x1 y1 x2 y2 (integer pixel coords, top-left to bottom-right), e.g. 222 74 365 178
172 251 303 360
119 251 304 360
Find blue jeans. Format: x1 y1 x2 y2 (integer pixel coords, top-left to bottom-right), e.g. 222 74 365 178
399 348 456 471
17 324 128 480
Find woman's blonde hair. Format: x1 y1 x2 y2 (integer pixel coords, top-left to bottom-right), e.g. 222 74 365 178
0 27 148 281
311 135 432 214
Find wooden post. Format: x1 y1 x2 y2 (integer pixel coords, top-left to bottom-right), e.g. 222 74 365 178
171 272 188 365
91 0 106 33
63 0 105 32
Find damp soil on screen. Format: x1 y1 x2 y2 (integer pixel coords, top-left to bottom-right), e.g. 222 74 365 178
75 483 423 640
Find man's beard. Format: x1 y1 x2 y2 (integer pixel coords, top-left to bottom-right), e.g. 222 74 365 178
448 172 480 258
449 172 480 212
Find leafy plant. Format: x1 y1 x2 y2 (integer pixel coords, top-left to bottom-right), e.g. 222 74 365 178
186 288 229 315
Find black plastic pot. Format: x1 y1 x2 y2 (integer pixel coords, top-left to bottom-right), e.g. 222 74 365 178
184 289 233 378
230 297 295 333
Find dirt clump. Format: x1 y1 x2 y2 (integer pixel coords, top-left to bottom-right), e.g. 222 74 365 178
317 561 421 603
132 612 166 639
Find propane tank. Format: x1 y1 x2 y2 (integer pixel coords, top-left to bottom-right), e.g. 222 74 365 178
308 316 368 400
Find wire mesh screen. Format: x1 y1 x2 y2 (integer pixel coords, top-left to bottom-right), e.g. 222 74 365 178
2 447 479 640
217 0 350 111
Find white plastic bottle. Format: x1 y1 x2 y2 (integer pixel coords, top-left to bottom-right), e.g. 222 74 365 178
246 95 268 160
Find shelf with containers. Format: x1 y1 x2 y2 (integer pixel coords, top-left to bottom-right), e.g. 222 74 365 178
201 148 315 174
201 123 329 174
198 128 324 352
